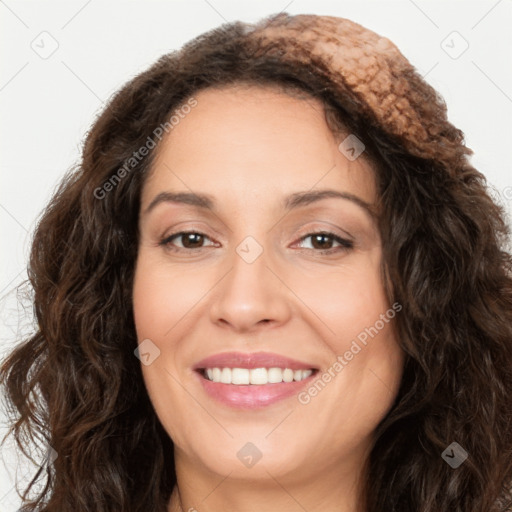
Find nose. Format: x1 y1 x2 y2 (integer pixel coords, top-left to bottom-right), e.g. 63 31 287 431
209 240 292 333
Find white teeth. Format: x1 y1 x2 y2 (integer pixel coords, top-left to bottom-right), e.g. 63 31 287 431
204 367 314 385
283 368 294 382
250 367 268 385
220 368 231 384
267 367 283 383
231 368 250 385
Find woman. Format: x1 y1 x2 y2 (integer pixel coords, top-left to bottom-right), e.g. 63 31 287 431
2 12 511 512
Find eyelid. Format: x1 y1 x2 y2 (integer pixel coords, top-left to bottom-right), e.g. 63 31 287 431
160 230 216 248
160 228 354 256
291 231 354 252
292 222 355 243
158 220 223 243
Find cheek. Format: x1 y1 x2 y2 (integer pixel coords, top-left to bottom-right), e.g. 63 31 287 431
292 252 403 418
292 250 390 344
132 254 209 339
132 255 195 444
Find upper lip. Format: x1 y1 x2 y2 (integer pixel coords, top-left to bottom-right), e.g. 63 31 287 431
193 351 318 371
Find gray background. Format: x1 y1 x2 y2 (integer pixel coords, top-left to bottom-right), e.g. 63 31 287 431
1 1 511 509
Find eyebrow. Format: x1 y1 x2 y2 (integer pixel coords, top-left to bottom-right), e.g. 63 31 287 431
143 189 376 219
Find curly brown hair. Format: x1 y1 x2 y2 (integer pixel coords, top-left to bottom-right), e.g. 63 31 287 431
2 12 512 512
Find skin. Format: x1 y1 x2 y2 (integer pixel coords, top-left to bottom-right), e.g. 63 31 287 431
132 85 405 512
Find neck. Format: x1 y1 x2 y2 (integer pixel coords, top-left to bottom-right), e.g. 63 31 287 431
167 452 366 512
168 486 183 512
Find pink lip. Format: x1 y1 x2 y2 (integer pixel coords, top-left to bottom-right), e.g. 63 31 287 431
193 351 318 409
193 351 317 371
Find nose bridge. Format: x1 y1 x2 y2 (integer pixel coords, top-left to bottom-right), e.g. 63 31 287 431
209 232 291 330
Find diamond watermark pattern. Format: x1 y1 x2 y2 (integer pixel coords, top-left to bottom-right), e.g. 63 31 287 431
441 31 469 60
338 134 365 161
30 31 59 59
45 445 58 466
236 236 263 264
237 442 263 468
441 441 468 469
134 338 161 366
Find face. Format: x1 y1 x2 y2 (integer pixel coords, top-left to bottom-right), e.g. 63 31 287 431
133 85 404 485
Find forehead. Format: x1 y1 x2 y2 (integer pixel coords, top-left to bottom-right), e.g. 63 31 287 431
142 85 376 208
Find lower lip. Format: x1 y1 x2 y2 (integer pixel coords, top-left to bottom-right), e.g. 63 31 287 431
195 371 316 409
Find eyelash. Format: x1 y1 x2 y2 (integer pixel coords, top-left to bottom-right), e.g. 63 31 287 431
159 230 354 255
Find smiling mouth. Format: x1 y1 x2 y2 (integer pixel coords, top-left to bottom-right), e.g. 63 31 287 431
198 367 318 385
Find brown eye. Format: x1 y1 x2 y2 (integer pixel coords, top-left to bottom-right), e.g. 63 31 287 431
311 233 335 250
296 231 353 253
179 233 205 249
160 231 214 251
